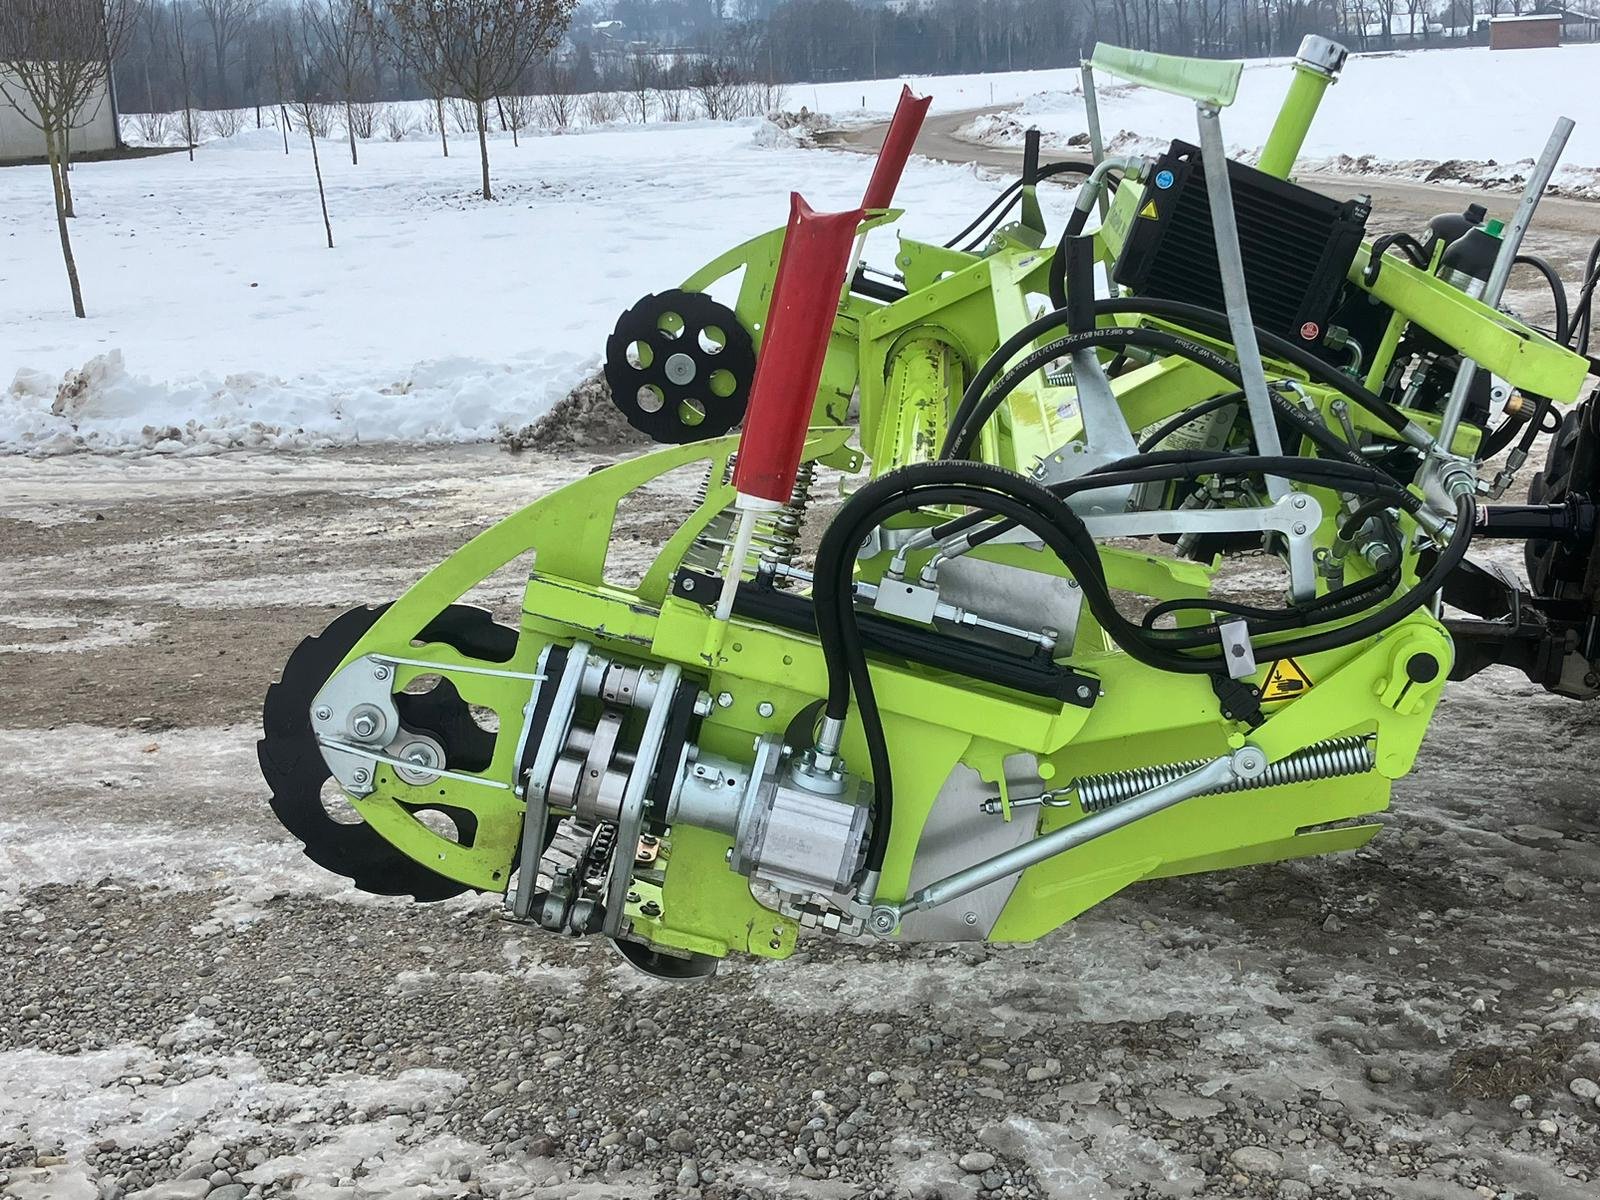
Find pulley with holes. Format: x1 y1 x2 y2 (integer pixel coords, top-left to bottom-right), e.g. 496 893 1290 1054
604 289 756 443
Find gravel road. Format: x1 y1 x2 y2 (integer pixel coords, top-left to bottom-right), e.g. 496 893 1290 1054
3 133 1599 1200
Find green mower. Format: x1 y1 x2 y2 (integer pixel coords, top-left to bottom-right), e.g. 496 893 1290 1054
261 39 1600 978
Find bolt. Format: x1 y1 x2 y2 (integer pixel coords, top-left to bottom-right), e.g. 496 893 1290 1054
725 848 734 864
868 907 898 935
640 900 662 918
1075 684 1093 701
314 705 332 721
352 714 377 739
682 577 695 592
1292 494 1309 509
963 911 979 926
1292 522 1308 535
351 768 370 785
625 889 641 904
716 691 734 708
693 691 713 717
1586 672 1600 690
756 701 775 718
373 665 390 681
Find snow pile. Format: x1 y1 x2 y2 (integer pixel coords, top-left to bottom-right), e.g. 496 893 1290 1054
964 45 1600 196
1 121 1009 456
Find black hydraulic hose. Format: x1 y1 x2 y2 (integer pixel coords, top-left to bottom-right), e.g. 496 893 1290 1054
945 180 1022 250
1362 231 1430 286
947 321 1386 473
943 326 1247 459
1045 204 1094 314
1567 236 1599 354
812 468 1469 869
945 161 1097 252
1513 254 1570 347
1094 298 1419 437
1138 391 1245 452
941 298 1418 463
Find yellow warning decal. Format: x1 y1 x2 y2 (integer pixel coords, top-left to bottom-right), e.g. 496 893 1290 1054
1138 199 1160 220
1261 658 1314 701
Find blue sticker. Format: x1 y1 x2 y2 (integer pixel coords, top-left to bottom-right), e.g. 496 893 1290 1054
1155 169 1174 190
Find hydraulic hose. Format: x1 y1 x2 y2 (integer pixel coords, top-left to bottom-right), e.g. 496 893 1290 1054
941 298 1420 463
944 161 1096 252
812 464 1469 871
1513 254 1570 347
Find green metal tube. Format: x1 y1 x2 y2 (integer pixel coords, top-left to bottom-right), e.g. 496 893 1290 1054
1257 62 1333 179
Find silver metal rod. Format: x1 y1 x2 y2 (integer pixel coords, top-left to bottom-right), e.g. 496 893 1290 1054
900 747 1264 916
318 738 512 790
374 653 547 683
1195 105 1287 502
1433 116 1574 463
1080 61 1109 220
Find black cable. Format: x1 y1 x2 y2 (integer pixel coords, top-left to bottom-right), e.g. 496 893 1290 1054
1567 236 1599 354
1138 391 1245 452
945 161 1096 252
941 298 1418 462
945 322 1386 474
1512 254 1570 348
1362 231 1430 287
1095 298 1420 436
943 325 1247 459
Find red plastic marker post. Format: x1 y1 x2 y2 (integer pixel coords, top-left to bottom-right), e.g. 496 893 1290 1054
843 85 931 305
716 194 864 621
861 85 931 212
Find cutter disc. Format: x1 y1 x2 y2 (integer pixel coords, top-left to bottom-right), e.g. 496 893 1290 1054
258 604 515 901
604 289 756 443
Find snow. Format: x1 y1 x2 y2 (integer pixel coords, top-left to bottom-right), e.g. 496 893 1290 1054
962 44 1599 191
3 44 1594 455
0 119 1021 455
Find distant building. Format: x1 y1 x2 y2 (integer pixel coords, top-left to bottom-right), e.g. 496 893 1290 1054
1488 12 1563 48
0 68 121 164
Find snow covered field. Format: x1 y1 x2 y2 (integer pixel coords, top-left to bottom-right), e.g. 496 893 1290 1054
2 43 1595 457
0 120 1026 455
963 44 1600 195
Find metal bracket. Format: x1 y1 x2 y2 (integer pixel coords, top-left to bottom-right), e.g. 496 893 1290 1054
869 745 1267 934
1031 351 1142 516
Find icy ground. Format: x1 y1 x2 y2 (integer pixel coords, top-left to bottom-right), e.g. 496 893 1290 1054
2 447 1599 1200
0 119 1043 457
963 45 1600 198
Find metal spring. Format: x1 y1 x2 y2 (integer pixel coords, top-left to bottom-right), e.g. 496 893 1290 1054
1075 736 1376 813
685 457 817 575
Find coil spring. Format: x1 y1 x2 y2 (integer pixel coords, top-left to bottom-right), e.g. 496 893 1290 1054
1075 736 1376 814
685 456 817 574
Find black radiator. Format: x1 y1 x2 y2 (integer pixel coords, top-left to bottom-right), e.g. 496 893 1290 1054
1111 140 1369 352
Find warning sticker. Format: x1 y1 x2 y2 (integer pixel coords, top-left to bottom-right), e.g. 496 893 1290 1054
1138 199 1160 220
1261 658 1315 701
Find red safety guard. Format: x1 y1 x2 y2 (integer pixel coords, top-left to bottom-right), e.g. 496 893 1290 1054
860 85 931 212
731 194 862 507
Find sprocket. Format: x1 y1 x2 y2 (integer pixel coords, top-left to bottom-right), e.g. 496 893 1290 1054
258 603 514 901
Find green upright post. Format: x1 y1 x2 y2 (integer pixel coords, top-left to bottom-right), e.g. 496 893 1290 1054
1257 36 1348 179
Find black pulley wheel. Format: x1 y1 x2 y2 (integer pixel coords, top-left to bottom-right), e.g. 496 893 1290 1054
604 289 756 443
1526 397 1598 600
258 603 516 901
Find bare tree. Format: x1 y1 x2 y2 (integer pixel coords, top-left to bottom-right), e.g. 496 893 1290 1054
304 0 375 165
501 90 535 145
625 51 655 123
172 4 200 160
537 61 575 129
388 0 576 200
0 0 142 318
383 5 450 157
274 9 335 250
196 0 258 105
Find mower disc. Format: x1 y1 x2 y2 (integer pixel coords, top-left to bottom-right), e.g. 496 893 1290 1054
604 289 756 443
258 603 514 901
